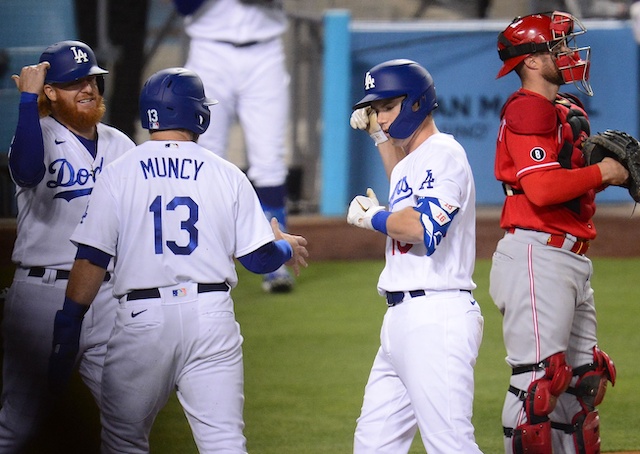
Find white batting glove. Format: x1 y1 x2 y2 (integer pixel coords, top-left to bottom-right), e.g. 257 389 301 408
350 107 388 146
347 188 385 231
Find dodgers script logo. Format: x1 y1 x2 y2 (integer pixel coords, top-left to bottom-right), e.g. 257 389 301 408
70 46 89 64
364 72 375 90
48 157 104 201
389 176 413 210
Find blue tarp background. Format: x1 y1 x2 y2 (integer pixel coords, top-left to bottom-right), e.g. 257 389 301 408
345 20 638 208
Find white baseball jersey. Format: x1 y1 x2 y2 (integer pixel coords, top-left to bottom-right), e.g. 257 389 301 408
183 0 286 43
0 116 134 450
10 116 135 269
355 132 483 454
377 132 477 294
71 140 275 298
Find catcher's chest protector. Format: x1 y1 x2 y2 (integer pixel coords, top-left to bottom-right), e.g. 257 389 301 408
556 95 590 169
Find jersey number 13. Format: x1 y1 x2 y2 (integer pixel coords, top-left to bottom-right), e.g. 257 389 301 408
149 195 198 255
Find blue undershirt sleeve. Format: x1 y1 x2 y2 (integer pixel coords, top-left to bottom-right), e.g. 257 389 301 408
237 240 293 274
172 0 207 15
8 92 46 187
75 244 112 269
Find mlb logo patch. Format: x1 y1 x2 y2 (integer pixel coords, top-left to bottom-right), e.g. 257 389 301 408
172 288 187 297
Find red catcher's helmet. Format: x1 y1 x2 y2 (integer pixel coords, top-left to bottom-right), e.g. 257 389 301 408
496 11 592 96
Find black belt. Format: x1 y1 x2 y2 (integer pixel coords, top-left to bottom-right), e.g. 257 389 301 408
127 283 229 301
385 290 426 307
385 289 471 307
27 267 111 282
216 39 260 47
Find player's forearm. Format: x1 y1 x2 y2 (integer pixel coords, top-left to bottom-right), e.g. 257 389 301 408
520 166 602 206
65 259 106 306
385 208 424 243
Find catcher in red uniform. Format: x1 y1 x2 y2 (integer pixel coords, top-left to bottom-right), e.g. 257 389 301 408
489 11 629 454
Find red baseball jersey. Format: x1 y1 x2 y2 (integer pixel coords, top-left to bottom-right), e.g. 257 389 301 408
495 89 597 239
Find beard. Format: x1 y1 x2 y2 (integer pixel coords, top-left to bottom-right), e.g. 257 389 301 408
52 95 106 132
542 62 565 87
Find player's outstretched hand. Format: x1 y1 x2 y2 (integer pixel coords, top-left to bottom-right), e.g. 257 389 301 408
48 297 88 395
350 107 388 145
271 218 309 276
347 188 385 231
12 61 50 94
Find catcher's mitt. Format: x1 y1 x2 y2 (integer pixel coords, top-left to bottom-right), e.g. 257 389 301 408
582 129 640 203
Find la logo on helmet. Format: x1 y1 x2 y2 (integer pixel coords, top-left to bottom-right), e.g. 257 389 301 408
70 46 89 64
364 72 375 90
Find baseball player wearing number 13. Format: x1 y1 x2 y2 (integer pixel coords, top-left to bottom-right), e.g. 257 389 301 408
347 59 484 453
490 12 628 454
48 67 308 453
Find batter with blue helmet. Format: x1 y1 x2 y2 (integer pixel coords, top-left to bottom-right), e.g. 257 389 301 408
48 67 308 453
347 59 484 453
0 40 134 450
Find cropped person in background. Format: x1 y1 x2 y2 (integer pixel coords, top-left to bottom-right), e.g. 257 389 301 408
173 0 295 293
74 0 150 138
0 40 134 452
413 0 493 18
529 0 629 19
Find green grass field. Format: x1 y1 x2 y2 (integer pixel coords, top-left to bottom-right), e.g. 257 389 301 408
9 258 640 453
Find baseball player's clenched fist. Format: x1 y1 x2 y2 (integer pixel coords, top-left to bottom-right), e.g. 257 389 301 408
350 107 388 145
270 218 309 275
347 188 385 231
12 61 50 95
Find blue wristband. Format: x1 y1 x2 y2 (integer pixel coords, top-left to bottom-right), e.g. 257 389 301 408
62 296 89 318
371 210 391 235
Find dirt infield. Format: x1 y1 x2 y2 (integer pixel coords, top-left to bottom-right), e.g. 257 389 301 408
286 204 640 261
1 204 640 267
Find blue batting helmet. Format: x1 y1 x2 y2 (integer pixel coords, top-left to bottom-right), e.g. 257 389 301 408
139 67 217 135
39 40 107 92
353 59 438 139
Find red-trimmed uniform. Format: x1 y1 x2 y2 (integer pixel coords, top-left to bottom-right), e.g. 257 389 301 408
490 88 615 453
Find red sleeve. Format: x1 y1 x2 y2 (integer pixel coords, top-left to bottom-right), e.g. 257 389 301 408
520 165 602 206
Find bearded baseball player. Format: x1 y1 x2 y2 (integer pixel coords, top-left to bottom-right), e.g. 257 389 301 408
48 67 308 453
0 41 134 451
490 12 628 453
347 59 484 453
